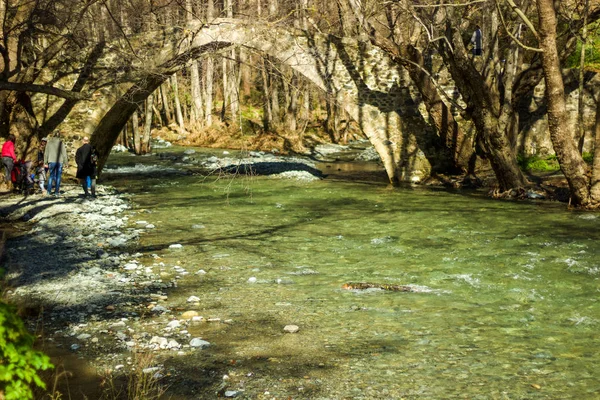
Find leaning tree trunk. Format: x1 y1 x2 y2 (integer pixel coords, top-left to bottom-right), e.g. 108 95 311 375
537 0 591 206
91 75 167 173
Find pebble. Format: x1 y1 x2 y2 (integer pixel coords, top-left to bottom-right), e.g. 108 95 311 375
283 325 300 333
247 277 257 283
190 338 211 349
224 390 241 398
181 311 199 319
169 244 183 249
187 295 200 302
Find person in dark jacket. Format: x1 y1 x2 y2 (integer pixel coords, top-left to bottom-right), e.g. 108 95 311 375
75 136 97 197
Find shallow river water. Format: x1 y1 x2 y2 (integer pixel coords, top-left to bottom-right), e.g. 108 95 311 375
103 148 600 399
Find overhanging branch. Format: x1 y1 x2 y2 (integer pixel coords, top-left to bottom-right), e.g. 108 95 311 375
0 81 91 100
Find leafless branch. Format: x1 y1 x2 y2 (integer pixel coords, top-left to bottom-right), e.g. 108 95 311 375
495 0 543 52
0 81 91 100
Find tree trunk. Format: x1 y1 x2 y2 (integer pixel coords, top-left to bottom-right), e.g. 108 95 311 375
171 73 185 129
132 110 141 155
204 57 214 126
261 58 273 131
536 0 591 205
285 72 299 132
160 84 172 123
590 95 600 200
142 93 153 154
221 56 229 122
578 0 589 153
190 61 204 125
91 75 167 173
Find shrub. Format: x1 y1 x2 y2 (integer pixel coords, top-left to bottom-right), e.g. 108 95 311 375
0 302 53 399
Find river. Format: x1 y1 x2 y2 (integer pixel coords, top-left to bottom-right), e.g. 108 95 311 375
100 146 600 399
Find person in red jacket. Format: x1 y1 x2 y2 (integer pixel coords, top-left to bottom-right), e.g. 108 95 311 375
1 134 17 187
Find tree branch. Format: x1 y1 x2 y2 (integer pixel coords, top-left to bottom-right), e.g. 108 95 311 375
0 81 90 100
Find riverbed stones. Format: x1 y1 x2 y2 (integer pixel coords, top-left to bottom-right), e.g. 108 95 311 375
169 244 183 249
187 295 200 302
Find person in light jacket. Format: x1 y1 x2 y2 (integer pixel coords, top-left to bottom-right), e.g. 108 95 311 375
44 130 68 196
471 25 482 56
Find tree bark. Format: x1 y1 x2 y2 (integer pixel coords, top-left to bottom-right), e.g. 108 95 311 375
190 60 204 125
132 109 141 155
536 0 591 205
171 73 185 128
590 95 600 200
142 93 153 153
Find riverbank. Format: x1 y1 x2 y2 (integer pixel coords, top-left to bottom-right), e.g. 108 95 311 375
0 184 186 397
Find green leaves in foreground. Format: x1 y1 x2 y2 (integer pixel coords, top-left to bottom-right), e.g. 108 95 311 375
0 302 53 399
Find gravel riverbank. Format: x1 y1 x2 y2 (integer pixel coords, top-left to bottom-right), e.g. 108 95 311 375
0 183 220 394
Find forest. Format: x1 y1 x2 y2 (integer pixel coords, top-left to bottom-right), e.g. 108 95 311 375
1 0 600 205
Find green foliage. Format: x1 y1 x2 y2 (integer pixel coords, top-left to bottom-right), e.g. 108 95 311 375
566 23 600 70
517 154 560 172
0 302 53 399
583 152 594 163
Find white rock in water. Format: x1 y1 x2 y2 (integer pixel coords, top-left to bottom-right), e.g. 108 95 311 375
196 269 207 275
123 263 138 270
223 151 230 155
169 244 183 249
77 333 91 341
136 221 148 225
70 344 80 351
167 339 181 349
166 320 181 329
224 390 240 398
190 338 211 349
187 295 200 302
191 224 205 229
247 277 257 283
283 325 299 333
145 224 155 229
184 149 196 155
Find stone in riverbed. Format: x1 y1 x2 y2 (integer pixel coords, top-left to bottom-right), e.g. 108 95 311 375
169 244 183 249
190 338 210 349
166 320 181 329
283 325 299 333
149 336 168 349
181 311 199 319
187 295 200 302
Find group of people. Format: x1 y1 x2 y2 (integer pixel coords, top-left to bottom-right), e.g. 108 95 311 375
1 131 98 198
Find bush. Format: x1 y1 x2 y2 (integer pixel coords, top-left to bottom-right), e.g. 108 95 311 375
0 302 53 399
517 154 560 172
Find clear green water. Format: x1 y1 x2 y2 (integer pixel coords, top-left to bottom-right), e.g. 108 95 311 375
105 150 600 399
